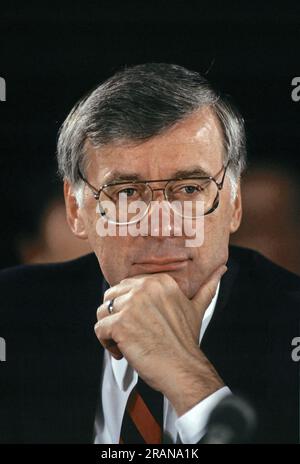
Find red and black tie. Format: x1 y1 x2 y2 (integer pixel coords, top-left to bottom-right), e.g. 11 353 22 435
119 376 164 444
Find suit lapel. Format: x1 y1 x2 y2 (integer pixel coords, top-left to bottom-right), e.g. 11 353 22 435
200 250 268 398
74 274 110 443
60 258 108 443
201 251 240 351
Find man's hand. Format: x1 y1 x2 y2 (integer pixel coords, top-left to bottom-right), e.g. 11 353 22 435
94 265 227 416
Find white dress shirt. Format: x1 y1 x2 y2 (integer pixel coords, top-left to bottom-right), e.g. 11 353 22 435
94 282 231 444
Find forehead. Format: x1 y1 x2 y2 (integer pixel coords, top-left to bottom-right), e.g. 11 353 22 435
84 107 224 182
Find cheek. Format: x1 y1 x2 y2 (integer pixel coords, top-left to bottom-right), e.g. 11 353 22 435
203 190 234 240
81 208 138 285
92 235 135 286
203 210 231 245
193 206 231 268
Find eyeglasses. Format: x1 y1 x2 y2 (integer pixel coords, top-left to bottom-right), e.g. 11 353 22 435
78 161 229 225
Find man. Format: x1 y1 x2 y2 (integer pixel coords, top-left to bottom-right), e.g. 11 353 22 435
0 63 299 443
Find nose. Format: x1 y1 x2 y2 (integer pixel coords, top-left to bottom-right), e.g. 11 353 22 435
150 186 167 201
145 187 182 238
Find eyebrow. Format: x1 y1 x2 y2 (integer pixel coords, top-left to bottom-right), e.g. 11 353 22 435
104 166 211 184
173 167 211 178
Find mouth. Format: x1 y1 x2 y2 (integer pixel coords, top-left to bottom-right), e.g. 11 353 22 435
133 257 191 273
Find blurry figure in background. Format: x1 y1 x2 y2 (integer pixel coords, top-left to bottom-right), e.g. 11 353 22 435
0 161 91 268
17 194 91 265
230 162 300 275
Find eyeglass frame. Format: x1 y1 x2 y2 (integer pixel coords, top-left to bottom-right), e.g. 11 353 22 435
77 160 230 219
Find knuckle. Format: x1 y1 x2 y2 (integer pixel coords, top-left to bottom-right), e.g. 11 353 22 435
96 305 102 317
145 275 160 289
130 277 152 294
135 276 148 288
134 274 176 296
96 303 106 319
103 288 112 301
162 273 176 286
158 274 176 293
94 321 101 336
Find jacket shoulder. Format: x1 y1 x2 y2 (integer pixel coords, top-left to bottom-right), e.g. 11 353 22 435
0 252 100 289
229 245 300 294
0 253 103 327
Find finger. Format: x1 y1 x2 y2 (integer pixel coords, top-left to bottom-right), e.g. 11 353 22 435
103 286 118 303
106 338 123 360
191 264 227 315
103 273 160 303
102 280 135 304
97 291 134 322
96 299 118 322
94 316 123 359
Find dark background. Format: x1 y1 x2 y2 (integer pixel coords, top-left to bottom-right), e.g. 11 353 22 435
1 1 300 269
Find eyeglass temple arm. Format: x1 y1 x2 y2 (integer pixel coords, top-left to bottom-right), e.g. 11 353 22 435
77 168 101 199
215 161 230 189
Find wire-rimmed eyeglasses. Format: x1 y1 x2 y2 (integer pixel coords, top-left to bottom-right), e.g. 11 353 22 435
77 161 229 225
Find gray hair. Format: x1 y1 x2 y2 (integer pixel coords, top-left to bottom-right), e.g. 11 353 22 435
57 63 246 203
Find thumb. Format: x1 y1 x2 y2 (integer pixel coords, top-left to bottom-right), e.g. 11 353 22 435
191 264 227 316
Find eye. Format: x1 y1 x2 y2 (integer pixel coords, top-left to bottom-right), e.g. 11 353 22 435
118 187 138 198
176 184 203 195
181 185 201 194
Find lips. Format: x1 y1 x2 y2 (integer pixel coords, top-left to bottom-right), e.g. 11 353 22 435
133 257 190 272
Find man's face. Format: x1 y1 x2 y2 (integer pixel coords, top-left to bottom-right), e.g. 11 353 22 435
65 108 242 298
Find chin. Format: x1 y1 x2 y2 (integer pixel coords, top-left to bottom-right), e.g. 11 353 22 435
184 285 199 300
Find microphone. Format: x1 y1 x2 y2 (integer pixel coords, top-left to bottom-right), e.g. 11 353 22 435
201 394 257 444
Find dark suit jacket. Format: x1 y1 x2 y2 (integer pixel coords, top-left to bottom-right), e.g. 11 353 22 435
0 246 299 443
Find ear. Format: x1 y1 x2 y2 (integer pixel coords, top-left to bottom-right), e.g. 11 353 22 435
229 182 242 234
64 180 88 239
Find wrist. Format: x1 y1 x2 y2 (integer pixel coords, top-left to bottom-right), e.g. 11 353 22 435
163 352 224 417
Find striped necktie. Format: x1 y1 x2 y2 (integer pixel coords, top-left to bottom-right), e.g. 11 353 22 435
119 376 164 444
